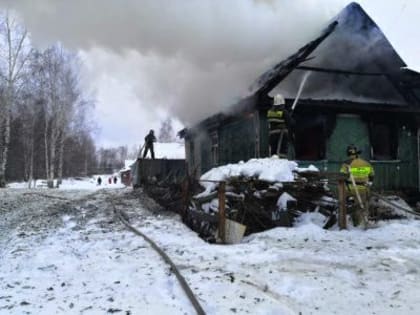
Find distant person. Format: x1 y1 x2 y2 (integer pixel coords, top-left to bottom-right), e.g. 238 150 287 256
97 176 102 186
113 176 117 184
143 129 157 159
108 177 112 184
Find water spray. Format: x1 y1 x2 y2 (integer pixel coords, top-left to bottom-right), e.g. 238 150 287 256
291 71 311 112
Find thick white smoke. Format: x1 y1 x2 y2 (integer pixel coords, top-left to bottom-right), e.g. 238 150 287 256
0 0 346 129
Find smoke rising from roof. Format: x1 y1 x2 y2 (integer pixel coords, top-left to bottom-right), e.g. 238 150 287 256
0 0 346 126
271 3 408 105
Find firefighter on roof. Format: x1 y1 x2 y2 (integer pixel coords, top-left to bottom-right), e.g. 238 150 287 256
267 94 294 157
143 129 157 159
340 145 374 228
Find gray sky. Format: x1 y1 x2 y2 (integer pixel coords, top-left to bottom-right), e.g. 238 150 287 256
0 0 419 148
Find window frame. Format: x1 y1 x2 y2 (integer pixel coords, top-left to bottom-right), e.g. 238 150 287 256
293 115 327 161
368 120 399 161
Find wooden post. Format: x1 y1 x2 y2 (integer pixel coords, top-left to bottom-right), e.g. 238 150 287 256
338 178 347 229
218 181 226 243
180 177 189 222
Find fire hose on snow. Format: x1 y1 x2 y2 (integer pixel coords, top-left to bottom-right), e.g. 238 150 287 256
111 201 206 315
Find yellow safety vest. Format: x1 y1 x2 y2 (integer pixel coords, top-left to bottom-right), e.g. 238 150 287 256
267 109 284 120
340 158 374 191
267 109 286 132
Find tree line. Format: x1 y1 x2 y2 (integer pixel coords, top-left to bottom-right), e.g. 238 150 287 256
0 12 181 188
0 12 97 188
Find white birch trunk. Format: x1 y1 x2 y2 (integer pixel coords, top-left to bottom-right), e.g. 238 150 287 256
27 128 34 189
48 129 57 188
0 14 29 188
44 117 50 181
56 130 64 188
0 112 10 187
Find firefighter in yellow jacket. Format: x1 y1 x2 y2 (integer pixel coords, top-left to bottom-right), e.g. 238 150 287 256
340 145 374 227
267 94 294 157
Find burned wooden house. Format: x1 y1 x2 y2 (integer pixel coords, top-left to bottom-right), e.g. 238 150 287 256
181 3 420 193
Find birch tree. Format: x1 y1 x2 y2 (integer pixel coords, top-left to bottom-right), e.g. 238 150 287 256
70 99 96 177
41 46 65 188
18 93 38 187
56 55 79 187
0 13 96 184
40 45 89 188
0 12 30 187
20 50 44 187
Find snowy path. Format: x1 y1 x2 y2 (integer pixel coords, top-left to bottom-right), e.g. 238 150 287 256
1 188 420 314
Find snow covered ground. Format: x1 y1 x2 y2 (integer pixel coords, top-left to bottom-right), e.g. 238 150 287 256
1 179 420 314
7 175 125 190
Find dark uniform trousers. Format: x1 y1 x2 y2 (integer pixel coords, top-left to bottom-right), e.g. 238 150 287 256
267 108 288 157
143 143 155 159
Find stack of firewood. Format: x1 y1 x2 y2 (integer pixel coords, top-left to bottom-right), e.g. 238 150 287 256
190 171 337 238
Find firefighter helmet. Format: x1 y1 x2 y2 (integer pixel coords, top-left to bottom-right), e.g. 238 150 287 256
347 144 361 156
273 94 285 106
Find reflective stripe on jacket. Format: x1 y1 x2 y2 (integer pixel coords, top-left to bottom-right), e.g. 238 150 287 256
340 157 374 191
267 109 286 130
267 109 284 120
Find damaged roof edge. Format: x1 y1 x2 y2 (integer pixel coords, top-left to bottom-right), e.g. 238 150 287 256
181 4 420 136
179 96 420 138
248 20 338 96
179 94 259 138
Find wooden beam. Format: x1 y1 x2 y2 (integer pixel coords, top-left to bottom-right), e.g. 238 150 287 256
253 21 338 96
296 66 386 77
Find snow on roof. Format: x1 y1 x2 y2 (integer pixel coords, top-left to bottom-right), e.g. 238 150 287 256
197 156 318 197
120 159 136 172
147 142 185 159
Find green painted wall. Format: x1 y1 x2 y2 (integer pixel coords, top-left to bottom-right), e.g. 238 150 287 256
261 113 419 191
326 115 417 191
193 111 418 191
399 127 418 189
259 110 270 158
326 114 370 172
200 135 212 175
219 115 256 165
371 127 418 191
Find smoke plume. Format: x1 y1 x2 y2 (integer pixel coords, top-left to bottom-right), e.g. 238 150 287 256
0 0 346 127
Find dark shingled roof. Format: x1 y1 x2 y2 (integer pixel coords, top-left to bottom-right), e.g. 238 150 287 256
183 2 420 134
251 2 420 107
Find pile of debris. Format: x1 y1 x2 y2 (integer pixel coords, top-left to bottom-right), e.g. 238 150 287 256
137 157 420 243
142 180 185 214
370 193 420 220
185 157 338 242
132 158 187 214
